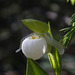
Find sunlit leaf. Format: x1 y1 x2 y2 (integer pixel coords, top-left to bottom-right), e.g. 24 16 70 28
60 13 75 48
70 13 75 19
47 22 62 75
22 19 48 33
60 30 74 47
67 0 75 5
72 22 75 26
48 48 62 75
59 27 72 32
26 58 49 75
71 0 75 5
69 13 75 25
67 0 69 2
48 22 53 38
69 18 75 25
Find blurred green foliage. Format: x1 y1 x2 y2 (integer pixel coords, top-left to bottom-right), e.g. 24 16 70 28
67 0 75 5
60 13 75 48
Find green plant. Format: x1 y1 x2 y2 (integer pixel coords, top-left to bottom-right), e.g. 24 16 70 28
67 0 75 5
16 19 64 75
15 11 75 75
60 13 75 47
16 12 75 75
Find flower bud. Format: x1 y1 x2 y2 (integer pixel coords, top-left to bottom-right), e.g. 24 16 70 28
22 35 47 60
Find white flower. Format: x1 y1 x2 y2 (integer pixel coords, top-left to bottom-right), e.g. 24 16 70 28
21 35 47 60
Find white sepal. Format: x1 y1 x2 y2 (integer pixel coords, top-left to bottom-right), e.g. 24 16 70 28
44 33 64 55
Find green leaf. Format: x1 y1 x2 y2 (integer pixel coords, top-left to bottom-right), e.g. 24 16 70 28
60 30 74 47
67 0 69 2
72 22 75 26
70 13 75 19
67 0 75 5
69 13 75 25
47 22 62 75
59 27 72 32
22 19 48 33
26 58 49 75
48 22 53 38
60 13 75 47
71 0 75 5
48 48 62 75
70 18 75 25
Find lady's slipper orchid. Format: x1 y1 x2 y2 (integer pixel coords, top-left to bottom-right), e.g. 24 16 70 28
21 34 47 60
16 33 64 60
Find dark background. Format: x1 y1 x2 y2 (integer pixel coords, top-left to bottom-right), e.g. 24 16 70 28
0 0 75 75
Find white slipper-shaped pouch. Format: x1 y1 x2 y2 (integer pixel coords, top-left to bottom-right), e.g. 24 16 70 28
22 35 47 60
